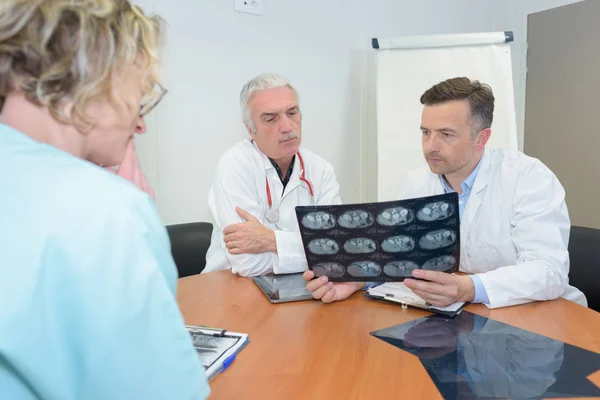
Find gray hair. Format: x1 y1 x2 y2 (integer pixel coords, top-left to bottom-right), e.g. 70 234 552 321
240 73 299 133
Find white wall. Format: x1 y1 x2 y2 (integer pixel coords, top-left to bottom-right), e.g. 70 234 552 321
500 0 584 150
134 0 510 225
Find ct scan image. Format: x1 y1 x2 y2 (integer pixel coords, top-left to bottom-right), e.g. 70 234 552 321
343 237 377 254
377 207 414 226
307 238 340 255
419 229 457 250
422 255 457 271
383 260 420 277
416 201 454 222
301 211 336 230
296 193 460 282
338 210 374 229
381 235 416 253
347 261 381 277
313 262 346 278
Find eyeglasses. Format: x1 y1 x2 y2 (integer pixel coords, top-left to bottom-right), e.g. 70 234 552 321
139 82 168 117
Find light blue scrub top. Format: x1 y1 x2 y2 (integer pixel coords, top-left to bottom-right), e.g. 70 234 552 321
0 123 210 400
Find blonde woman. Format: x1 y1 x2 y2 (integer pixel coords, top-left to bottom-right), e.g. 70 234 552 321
0 1 209 399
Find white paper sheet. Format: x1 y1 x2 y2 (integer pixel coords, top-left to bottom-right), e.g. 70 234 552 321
368 282 465 313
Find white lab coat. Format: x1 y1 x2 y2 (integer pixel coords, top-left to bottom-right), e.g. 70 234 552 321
205 139 342 276
399 148 586 309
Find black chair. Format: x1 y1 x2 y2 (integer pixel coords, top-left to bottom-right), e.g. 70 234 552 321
568 226 600 312
166 222 213 278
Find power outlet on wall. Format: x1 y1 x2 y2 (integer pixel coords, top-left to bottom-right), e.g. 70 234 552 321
234 0 264 16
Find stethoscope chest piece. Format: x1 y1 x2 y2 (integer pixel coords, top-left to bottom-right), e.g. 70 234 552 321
266 208 279 223
264 151 313 225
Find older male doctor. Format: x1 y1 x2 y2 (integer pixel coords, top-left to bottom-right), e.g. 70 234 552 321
204 73 342 276
304 77 586 309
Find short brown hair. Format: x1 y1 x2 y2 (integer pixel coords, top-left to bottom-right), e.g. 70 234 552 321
420 77 495 132
0 0 164 129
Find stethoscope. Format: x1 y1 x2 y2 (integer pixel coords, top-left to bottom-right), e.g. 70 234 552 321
265 152 314 223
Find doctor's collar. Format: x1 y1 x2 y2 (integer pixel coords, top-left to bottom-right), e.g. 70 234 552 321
269 155 295 189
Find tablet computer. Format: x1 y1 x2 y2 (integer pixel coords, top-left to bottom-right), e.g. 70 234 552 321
252 273 313 303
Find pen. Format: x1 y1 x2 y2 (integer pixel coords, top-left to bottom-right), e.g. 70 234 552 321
188 325 227 337
203 329 226 337
218 354 237 375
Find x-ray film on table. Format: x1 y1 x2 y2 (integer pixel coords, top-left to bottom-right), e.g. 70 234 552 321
295 193 460 282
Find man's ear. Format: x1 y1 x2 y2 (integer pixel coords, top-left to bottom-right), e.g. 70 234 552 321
475 128 491 150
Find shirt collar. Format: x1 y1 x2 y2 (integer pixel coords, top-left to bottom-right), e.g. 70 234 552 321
269 155 295 186
463 151 484 190
440 150 485 193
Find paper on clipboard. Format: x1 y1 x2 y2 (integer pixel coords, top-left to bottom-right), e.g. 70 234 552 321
186 326 249 380
368 282 465 314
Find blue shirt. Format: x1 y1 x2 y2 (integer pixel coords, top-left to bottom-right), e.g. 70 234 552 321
439 155 484 221
439 153 489 304
0 124 210 400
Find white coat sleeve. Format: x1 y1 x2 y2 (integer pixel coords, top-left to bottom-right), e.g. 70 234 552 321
209 155 278 277
475 162 571 308
273 161 342 274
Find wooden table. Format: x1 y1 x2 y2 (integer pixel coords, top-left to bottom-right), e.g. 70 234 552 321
177 271 600 400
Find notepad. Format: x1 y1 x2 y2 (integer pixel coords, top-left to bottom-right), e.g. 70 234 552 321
366 282 467 316
186 325 249 380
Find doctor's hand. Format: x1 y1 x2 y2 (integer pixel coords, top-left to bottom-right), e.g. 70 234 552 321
223 207 277 255
303 271 364 303
403 270 475 308
105 140 155 201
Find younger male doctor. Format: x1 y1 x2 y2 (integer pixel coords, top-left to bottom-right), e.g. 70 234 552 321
204 73 342 276
304 77 586 309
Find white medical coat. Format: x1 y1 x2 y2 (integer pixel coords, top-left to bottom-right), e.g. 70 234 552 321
205 139 342 276
400 148 586 308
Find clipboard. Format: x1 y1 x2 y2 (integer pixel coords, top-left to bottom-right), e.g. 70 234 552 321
364 283 468 317
186 325 250 380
